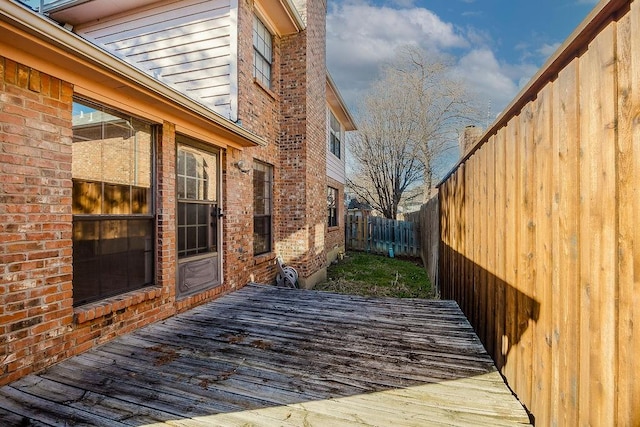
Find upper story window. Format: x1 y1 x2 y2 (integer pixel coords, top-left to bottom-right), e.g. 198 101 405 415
329 111 342 159
253 15 273 88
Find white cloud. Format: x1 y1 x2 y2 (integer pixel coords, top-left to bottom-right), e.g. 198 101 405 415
326 0 543 123
514 38 563 65
464 26 492 47
453 49 519 118
390 0 416 7
456 49 517 94
327 2 468 52
537 42 561 59
327 1 468 107
462 10 483 17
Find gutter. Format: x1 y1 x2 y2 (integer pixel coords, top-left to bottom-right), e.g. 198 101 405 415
1 0 267 147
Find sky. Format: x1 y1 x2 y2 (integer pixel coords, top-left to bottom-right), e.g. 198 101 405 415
326 0 600 125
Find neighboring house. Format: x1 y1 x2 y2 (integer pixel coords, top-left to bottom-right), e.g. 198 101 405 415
347 197 373 217
0 0 355 386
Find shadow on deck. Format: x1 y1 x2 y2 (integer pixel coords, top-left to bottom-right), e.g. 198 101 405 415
0 284 530 426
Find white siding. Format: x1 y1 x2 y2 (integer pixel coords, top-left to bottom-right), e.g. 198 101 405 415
77 0 238 120
326 108 346 184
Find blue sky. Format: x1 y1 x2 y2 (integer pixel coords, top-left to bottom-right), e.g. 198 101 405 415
327 0 600 122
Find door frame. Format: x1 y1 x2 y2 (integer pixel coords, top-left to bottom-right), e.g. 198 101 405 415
175 135 223 299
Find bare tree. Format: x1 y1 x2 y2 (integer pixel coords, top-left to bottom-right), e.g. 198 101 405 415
347 70 425 219
348 46 479 218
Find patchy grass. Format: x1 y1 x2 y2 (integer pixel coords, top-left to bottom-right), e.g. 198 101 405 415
315 251 433 299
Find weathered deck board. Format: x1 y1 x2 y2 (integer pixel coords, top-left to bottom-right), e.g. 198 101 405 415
0 285 530 426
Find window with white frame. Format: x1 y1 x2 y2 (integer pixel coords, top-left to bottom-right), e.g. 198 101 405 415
329 111 342 159
253 15 273 88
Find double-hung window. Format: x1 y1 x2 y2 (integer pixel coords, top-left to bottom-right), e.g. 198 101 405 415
253 15 273 88
329 111 342 158
253 161 273 255
327 187 338 227
71 98 154 306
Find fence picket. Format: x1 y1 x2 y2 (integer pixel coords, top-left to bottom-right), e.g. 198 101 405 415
424 1 637 424
345 214 420 257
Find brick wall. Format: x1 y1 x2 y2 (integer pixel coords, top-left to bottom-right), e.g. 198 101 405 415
278 0 328 284
230 0 282 286
0 57 247 386
303 0 329 280
234 0 332 286
0 0 333 384
0 58 75 384
278 29 309 266
156 122 177 299
222 146 256 288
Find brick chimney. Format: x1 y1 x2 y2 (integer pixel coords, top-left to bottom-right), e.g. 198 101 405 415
459 125 483 154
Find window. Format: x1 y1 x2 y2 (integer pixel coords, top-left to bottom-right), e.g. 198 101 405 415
253 161 273 255
253 15 273 88
176 144 219 258
72 98 154 306
329 111 342 158
327 187 338 227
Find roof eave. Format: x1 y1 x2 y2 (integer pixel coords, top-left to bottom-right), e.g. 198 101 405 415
326 73 357 131
1 0 266 148
254 0 305 36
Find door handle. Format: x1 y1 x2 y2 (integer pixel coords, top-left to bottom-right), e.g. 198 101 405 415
211 206 224 218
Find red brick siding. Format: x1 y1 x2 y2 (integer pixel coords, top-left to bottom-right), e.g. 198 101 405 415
229 1 281 285
222 147 255 288
0 58 74 384
303 0 329 277
0 0 334 384
156 122 177 298
278 30 309 268
277 0 328 279
235 6 281 144
228 1 331 285
0 60 172 385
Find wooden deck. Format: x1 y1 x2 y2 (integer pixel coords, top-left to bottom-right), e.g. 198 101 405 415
0 285 530 426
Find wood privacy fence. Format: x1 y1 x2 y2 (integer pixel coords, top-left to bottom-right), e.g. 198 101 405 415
345 215 419 257
435 0 639 425
407 200 439 292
